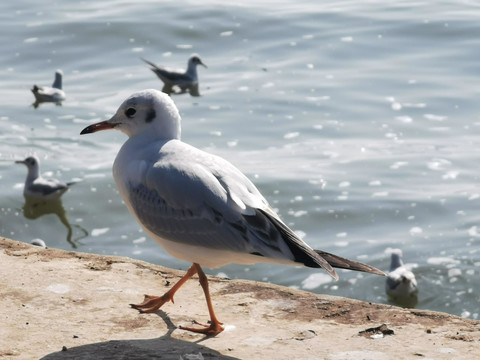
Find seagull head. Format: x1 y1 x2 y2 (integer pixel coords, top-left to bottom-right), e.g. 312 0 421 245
80 89 182 139
189 54 207 69
16 155 40 179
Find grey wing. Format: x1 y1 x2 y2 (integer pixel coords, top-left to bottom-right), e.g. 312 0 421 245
127 182 253 253
386 273 402 290
141 58 189 84
126 184 337 278
156 70 191 85
124 148 338 277
28 181 68 196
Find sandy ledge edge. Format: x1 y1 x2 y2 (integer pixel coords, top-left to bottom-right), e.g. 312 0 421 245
1 236 479 360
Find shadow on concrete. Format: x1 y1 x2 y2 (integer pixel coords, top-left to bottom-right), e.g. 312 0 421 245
40 312 239 360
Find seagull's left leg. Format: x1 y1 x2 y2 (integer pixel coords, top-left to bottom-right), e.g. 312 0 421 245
179 263 225 335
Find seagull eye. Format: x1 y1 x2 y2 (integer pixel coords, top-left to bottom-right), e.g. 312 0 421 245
125 107 136 118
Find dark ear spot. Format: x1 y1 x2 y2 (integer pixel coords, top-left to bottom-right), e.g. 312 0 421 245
145 108 156 123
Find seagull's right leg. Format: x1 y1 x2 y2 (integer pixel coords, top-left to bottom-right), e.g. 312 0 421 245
130 264 198 313
179 263 225 335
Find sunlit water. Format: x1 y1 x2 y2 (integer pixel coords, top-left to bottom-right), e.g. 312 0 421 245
1 0 479 320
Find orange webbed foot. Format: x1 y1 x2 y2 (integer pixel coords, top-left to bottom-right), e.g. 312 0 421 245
130 293 173 313
179 319 224 335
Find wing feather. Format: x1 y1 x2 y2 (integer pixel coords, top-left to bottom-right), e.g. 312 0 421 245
27 179 68 197
122 142 307 263
118 140 376 279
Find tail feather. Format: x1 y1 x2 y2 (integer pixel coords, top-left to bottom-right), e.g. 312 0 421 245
141 57 158 69
315 250 385 276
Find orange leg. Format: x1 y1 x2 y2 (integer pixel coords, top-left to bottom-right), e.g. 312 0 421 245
179 263 224 335
130 264 198 313
131 263 224 335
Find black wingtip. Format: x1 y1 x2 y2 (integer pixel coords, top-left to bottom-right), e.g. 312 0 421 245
315 250 386 276
255 208 339 280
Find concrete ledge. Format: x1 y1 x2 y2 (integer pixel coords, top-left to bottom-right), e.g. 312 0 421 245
1 237 478 359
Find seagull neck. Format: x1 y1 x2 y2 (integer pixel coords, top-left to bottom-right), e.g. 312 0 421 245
130 128 180 143
186 62 197 75
26 168 40 182
52 73 62 89
390 254 404 271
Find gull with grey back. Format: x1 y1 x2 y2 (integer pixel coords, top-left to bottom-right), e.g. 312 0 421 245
142 54 206 96
31 69 66 107
386 249 418 307
80 89 384 335
16 156 74 200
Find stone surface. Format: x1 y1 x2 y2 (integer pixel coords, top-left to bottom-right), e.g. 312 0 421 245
1 237 479 360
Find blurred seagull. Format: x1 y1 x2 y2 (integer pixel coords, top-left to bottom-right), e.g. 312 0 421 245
385 249 418 307
31 69 66 108
142 54 207 95
30 238 47 248
80 89 384 335
16 156 74 200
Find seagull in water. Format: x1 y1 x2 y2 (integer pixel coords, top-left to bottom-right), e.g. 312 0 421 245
142 54 207 95
80 89 384 335
385 249 418 307
31 69 66 107
16 156 74 200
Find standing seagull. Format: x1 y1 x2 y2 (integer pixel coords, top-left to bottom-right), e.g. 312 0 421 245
16 156 73 200
80 89 383 335
142 54 207 95
31 70 66 108
385 249 418 307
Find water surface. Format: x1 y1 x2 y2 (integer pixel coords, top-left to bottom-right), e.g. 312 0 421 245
1 0 479 319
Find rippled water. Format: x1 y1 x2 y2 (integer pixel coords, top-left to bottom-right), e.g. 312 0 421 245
1 0 479 319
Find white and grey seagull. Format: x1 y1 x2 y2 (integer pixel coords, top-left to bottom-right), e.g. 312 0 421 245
31 69 66 107
385 249 418 307
16 156 74 200
142 54 207 95
80 89 384 335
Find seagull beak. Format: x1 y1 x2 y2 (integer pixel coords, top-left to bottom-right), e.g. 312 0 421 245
200 61 208 69
80 119 118 135
15 160 26 164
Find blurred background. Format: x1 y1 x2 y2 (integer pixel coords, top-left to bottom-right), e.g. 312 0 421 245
1 0 479 319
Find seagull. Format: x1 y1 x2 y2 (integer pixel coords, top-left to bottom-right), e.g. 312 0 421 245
31 69 66 107
30 238 47 248
385 249 418 306
16 156 74 200
80 89 384 335
142 54 207 95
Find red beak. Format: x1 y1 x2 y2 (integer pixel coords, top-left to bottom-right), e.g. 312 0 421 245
80 120 117 135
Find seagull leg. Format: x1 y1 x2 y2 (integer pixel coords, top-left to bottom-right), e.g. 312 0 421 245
179 263 224 335
130 264 198 313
